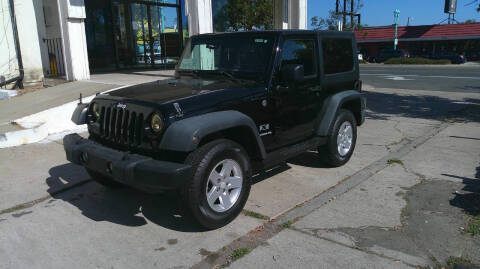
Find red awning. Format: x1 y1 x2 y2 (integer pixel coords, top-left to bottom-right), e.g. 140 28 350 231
355 23 480 42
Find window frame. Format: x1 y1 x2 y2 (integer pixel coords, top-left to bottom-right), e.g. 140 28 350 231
279 36 319 80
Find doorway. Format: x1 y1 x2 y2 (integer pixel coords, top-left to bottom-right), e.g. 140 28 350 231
85 0 183 71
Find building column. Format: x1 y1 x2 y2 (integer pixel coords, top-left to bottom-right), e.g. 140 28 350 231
57 0 90 81
185 0 213 36
274 0 307 30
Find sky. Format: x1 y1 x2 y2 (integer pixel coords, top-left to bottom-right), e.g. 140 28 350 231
307 0 480 28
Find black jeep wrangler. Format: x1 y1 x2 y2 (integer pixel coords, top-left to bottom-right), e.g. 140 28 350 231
64 30 366 229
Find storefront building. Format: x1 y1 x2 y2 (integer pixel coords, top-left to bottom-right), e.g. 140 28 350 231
355 23 480 61
1 0 306 84
84 0 187 71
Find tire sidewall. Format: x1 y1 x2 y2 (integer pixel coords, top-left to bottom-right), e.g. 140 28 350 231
187 140 251 228
328 110 357 165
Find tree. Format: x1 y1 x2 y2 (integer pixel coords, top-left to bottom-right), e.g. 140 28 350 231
311 10 342 30
468 0 480 11
464 19 477 23
219 0 273 31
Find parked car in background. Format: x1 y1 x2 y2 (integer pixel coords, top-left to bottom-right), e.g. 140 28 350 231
431 52 467 64
368 49 410 63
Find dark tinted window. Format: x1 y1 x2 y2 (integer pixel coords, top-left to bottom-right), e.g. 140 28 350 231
322 38 354 74
280 39 316 76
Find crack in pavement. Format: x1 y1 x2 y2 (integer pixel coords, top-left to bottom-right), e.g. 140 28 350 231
288 226 418 268
0 179 92 216
191 121 450 269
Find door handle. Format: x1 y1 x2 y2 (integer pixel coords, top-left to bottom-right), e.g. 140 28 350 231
276 85 290 93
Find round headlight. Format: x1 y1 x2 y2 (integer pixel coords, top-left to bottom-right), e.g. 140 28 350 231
91 103 100 120
151 113 163 133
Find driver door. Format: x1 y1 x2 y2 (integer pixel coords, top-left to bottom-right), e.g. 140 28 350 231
268 36 321 151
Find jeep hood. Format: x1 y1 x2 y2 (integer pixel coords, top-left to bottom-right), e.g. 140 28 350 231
105 77 266 116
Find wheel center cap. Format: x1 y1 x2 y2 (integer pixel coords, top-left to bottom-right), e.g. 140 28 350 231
219 182 226 189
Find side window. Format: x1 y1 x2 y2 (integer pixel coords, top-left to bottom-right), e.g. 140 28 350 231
322 38 354 74
280 39 317 77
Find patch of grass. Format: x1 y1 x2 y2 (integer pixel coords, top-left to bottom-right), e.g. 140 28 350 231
384 57 451 65
387 158 404 165
0 203 30 215
445 256 475 269
418 256 477 269
230 248 251 262
465 215 480 236
243 210 269 220
359 59 368 64
281 220 293 229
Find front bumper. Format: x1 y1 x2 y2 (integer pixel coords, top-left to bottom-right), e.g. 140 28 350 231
63 134 192 193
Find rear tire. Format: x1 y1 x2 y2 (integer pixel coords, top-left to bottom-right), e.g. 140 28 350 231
319 109 357 167
180 139 251 230
86 168 123 188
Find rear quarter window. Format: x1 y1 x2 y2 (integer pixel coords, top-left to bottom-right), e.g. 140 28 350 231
322 38 354 74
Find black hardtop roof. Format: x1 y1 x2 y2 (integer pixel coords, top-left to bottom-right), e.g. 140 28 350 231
193 30 355 38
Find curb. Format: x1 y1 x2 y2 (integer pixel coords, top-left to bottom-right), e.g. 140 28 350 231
0 122 48 148
0 85 129 148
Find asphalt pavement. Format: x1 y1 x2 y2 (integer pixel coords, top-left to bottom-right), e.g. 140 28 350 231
360 64 480 93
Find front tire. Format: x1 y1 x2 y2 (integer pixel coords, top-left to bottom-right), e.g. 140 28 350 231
180 139 251 229
319 109 357 167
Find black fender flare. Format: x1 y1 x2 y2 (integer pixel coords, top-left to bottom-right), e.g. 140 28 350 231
315 90 366 137
158 110 267 158
71 103 89 125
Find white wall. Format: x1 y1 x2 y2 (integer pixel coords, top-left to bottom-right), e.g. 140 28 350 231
0 0 47 84
43 0 62 39
0 0 18 82
273 0 307 30
185 0 213 36
57 0 90 81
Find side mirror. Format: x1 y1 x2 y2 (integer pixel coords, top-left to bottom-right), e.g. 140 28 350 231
281 64 304 84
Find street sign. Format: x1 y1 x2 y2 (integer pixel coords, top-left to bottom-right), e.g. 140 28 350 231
444 0 457 14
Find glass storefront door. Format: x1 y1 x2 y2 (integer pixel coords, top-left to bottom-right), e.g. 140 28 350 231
149 5 181 66
85 0 183 71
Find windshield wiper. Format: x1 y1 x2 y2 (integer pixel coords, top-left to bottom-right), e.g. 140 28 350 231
179 69 201 79
215 70 239 82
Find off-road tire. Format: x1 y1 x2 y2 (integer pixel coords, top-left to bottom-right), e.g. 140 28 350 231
319 109 357 167
86 168 123 188
180 139 252 230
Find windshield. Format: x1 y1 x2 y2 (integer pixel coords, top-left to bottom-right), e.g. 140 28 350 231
178 35 275 79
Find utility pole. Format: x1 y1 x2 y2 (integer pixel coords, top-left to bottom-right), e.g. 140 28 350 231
350 0 354 28
336 0 361 31
394 9 400 50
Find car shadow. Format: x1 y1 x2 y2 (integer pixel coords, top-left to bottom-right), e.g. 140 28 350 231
446 163 480 218
364 91 480 123
287 151 331 169
46 163 207 232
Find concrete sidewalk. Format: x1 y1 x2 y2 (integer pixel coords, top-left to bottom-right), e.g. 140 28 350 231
0 70 175 147
0 69 175 126
0 85 479 269
0 81 118 126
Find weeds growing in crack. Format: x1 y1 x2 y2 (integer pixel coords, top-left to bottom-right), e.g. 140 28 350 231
417 256 477 269
387 158 404 165
243 210 269 220
230 248 251 261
